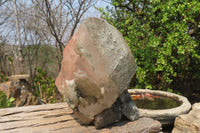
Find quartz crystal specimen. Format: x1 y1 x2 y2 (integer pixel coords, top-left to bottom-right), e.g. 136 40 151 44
55 17 139 128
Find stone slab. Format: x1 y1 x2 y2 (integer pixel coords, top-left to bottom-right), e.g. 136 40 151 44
0 102 162 133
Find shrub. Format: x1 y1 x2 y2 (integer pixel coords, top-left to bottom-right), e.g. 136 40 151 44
0 72 8 83
99 0 200 92
33 67 60 103
0 91 15 108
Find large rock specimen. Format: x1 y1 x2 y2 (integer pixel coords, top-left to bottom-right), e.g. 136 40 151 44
55 17 139 128
172 103 200 133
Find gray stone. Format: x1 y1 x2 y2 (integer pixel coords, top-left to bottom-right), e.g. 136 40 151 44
9 74 30 81
119 90 139 121
103 117 162 133
94 105 122 129
172 103 200 133
55 17 138 128
94 90 139 128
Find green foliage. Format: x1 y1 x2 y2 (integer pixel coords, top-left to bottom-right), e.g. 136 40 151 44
23 44 59 79
0 91 15 108
6 97 15 107
8 56 13 63
99 0 200 92
0 72 8 83
33 67 58 103
0 72 15 108
0 91 7 108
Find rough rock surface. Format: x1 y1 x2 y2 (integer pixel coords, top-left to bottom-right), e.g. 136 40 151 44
0 102 162 133
55 17 138 128
0 75 42 107
172 102 200 133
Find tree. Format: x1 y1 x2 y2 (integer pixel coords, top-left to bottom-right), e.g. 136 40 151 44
0 0 14 75
29 0 96 71
13 0 24 73
100 0 200 94
0 0 96 77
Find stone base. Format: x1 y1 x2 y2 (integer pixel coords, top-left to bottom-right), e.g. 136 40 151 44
0 102 162 133
94 90 139 128
172 103 200 133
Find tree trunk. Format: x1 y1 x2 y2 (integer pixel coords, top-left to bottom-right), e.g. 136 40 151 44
13 0 24 74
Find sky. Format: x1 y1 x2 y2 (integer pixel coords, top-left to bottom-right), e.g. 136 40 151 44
0 0 112 45
87 0 111 18
96 0 111 8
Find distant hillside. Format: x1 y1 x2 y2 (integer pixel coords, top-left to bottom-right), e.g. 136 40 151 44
0 44 61 79
23 44 62 79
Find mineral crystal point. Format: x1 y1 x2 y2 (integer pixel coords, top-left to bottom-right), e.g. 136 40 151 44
55 17 139 128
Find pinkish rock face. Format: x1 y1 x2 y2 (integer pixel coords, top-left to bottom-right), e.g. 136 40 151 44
55 17 138 128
